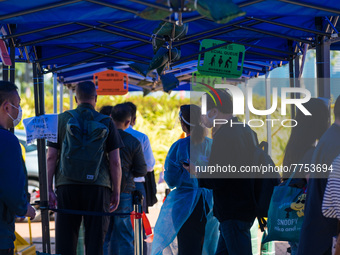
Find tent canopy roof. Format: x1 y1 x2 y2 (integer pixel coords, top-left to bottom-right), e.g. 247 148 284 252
0 0 339 90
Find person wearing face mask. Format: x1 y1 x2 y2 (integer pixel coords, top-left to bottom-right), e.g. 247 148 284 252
0 81 36 255
200 89 257 255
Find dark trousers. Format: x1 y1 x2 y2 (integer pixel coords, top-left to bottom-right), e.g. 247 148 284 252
177 195 207 255
0 249 13 255
55 185 111 255
215 219 253 255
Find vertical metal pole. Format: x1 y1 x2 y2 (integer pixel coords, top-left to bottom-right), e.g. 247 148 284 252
265 72 272 156
59 82 64 113
9 44 15 83
9 44 15 134
294 54 301 123
299 44 309 79
288 42 295 120
133 190 143 255
2 64 9 81
53 73 58 114
33 64 39 115
244 79 250 122
33 63 51 253
294 55 300 96
315 17 331 99
69 88 74 110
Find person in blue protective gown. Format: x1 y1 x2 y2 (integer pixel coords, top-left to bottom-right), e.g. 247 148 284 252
151 104 219 255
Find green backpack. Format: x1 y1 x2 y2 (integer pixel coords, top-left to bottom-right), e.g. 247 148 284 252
60 109 110 183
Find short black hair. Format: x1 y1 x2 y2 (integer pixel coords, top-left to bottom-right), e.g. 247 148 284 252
124 102 137 120
99 105 113 116
112 103 132 123
334 95 340 119
205 89 233 114
0 81 18 106
75 81 96 101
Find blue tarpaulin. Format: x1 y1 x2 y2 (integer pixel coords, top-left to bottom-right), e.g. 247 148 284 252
0 0 339 89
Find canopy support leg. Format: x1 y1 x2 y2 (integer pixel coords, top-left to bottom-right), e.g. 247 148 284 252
53 72 58 114
9 43 15 133
59 82 63 113
33 62 51 254
315 17 331 99
289 56 295 119
265 72 272 156
69 88 73 110
244 79 250 122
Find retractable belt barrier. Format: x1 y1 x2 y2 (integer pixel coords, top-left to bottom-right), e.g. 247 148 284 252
35 190 149 255
46 207 139 217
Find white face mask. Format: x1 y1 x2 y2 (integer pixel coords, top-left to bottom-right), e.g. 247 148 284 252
202 109 217 128
8 103 22 127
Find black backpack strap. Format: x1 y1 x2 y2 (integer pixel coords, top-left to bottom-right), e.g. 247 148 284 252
66 109 79 120
94 113 110 123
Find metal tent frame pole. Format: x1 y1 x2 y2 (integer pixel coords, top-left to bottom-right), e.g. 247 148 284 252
9 42 15 133
315 17 331 99
2 64 8 81
244 79 250 122
33 62 51 253
46 42 148 73
0 0 82 21
265 72 272 156
53 72 58 114
59 81 64 113
294 54 301 96
289 55 295 119
69 87 74 110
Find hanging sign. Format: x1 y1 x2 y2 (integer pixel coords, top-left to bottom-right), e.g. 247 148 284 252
93 70 128 95
23 114 58 144
197 39 245 78
0 39 11 66
0 27 11 66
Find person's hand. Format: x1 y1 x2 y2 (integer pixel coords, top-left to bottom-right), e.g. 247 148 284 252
25 204 36 220
182 161 197 177
110 191 120 212
49 189 57 209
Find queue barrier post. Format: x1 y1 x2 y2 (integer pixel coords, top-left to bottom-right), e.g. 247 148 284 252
133 190 143 255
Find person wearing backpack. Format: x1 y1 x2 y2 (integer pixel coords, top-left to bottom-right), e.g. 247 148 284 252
298 96 340 255
102 103 147 255
47 81 124 255
199 89 257 255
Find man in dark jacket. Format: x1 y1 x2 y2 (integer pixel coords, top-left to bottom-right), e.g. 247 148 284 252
298 96 340 255
103 103 147 255
0 81 35 255
200 89 256 255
